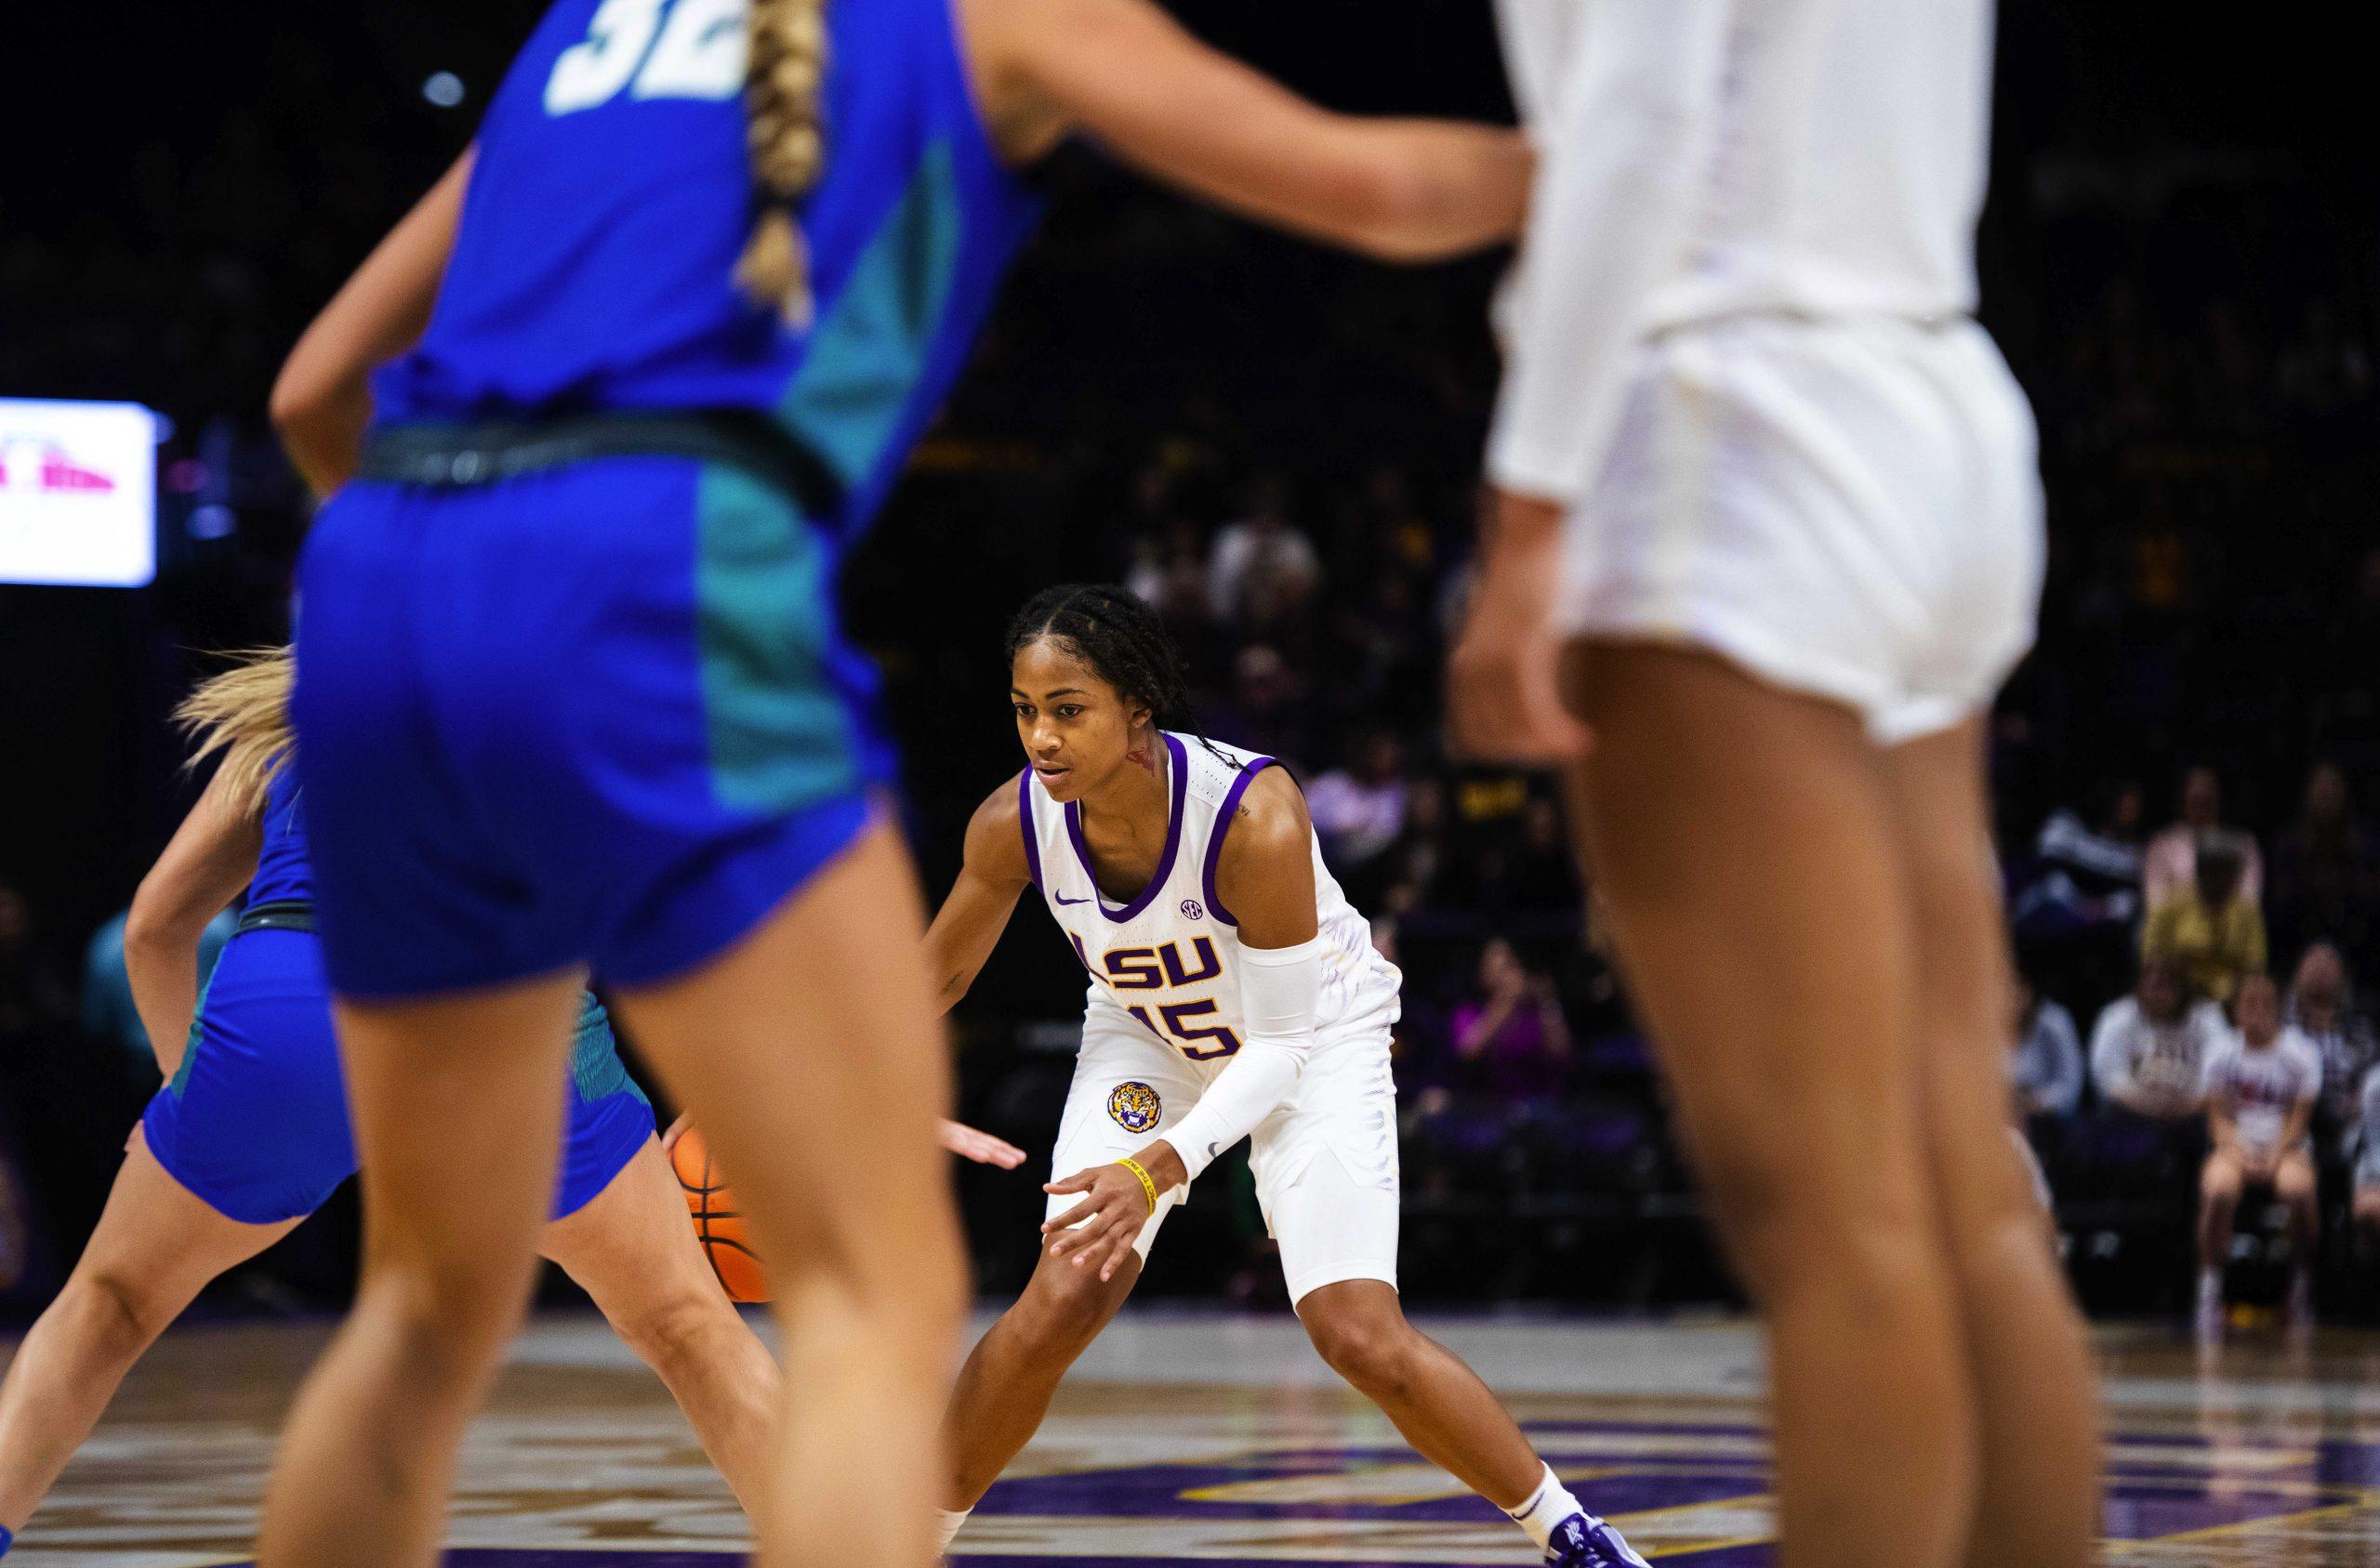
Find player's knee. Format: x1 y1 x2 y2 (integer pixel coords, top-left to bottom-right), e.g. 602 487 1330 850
76 1264 177 1348
362 1251 540 1374
1021 1251 1123 1349
1302 1306 1419 1398
2200 1159 2241 1205
614 1285 734 1376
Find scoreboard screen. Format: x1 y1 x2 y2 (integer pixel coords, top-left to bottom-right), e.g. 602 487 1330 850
0 398 158 587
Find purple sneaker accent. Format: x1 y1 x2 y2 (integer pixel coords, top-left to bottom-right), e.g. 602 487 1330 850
1545 1510 1652 1568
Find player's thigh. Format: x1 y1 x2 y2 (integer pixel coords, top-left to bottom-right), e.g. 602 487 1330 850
73 1128 300 1317
2200 1150 2244 1204
1875 718 2041 1223
1044 1018 1206 1262
1556 641 1926 1244
2276 1152 2318 1205
332 977 584 1297
607 820 957 1295
2354 1187 2380 1229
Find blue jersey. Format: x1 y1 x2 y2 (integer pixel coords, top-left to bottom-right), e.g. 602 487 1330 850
249 768 313 907
374 0 1044 538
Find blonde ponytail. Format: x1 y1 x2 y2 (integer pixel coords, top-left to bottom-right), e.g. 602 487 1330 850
174 647 296 820
736 0 829 327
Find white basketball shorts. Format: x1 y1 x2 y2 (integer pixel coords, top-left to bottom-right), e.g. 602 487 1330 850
1559 313 2045 746
1045 1005 1401 1303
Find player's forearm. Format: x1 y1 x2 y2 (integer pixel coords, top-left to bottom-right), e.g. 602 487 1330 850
1342 121 1532 262
123 924 200 1079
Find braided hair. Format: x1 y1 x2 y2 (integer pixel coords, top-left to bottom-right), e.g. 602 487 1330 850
1005 585 1235 766
735 0 829 325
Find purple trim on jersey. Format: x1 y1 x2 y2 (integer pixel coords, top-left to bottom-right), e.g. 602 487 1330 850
1200 756 1276 928
1064 732 1189 924
1017 771 1043 889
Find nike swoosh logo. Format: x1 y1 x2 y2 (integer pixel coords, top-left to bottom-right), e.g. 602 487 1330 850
1055 893 1091 906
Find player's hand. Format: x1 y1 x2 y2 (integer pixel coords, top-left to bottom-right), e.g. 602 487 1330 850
1041 1162 1153 1282
660 1113 692 1158
1448 489 1590 764
940 1118 1027 1169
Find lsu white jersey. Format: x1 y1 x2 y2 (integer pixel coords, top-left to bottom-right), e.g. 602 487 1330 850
1019 732 1401 1069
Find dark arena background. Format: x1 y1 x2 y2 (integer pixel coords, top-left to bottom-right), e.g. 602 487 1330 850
5 3 2379 1564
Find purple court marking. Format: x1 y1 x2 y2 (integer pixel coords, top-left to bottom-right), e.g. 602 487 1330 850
224 1556 744 1566
970 1423 2380 1551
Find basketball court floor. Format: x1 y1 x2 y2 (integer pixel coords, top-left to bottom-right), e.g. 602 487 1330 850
7 1310 2379 1565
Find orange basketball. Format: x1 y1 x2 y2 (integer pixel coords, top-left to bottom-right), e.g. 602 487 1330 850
670 1127 771 1304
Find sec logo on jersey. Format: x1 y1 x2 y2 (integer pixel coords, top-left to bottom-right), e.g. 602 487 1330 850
1179 899 1205 920
1107 1081 1162 1133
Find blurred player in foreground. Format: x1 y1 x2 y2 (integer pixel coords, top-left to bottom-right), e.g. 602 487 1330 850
1453 2 2098 1563
0 652 1023 1559
920 586 1647 1568
256 0 1527 1561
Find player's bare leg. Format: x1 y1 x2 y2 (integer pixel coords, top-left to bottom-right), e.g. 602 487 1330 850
614 821 966 1568
1296 1280 1542 1505
256 976 582 1567
539 1135 781 1513
1879 718 2099 1567
0 1131 298 1536
944 1238 1142 1508
1555 642 1976 1568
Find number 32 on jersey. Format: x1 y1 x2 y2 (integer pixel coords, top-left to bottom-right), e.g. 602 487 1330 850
1084 937 1244 1062
546 0 746 116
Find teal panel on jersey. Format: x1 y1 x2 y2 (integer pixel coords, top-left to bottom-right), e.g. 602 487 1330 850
569 994 647 1107
777 139 964 490
695 463 859 814
167 968 217 1100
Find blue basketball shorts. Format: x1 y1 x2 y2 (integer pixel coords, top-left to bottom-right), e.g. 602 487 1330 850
141 929 654 1225
292 455 886 997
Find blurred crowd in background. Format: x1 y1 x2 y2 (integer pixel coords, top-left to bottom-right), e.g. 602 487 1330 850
6 3 2376 1324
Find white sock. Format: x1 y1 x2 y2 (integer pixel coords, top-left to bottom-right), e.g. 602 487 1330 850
934 1507 972 1554
1503 1462 1582 1550
2197 1267 2222 1302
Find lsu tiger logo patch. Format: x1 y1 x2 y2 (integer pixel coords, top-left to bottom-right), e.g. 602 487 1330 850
1107 1080 1162 1133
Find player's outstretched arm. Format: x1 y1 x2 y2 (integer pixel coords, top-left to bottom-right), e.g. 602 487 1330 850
124 768 265 1079
922 777 1035 1017
965 0 1530 262
271 148 475 498
1045 768 1323 1282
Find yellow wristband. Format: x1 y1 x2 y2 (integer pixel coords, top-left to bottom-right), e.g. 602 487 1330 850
1114 1156 1159 1217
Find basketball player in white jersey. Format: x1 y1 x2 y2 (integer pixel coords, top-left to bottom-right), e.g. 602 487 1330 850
1451 4 2099 1565
920 586 1646 1568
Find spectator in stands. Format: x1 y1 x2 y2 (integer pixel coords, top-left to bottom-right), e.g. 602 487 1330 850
2011 976 2084 1120
1208 644 1314 772
2017 779 2145 937
1412 940 1572 1183
2268 761 2380 964
2090 956 2226 1121
1208 474 1321 626
2142 834 2267 1005
1306 732 1408 873
1449 939 1572 1101
2144 766 2262 909
2286 942 2378 1152
2195 974 2322 1337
